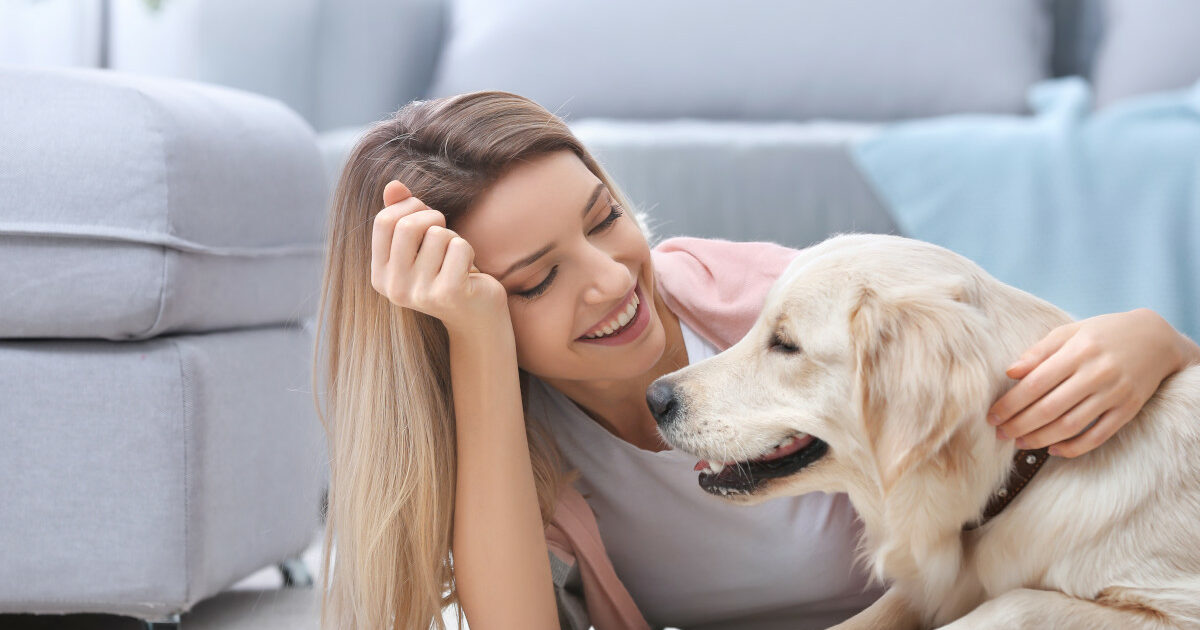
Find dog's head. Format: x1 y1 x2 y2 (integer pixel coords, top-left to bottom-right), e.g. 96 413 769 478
650 234 1068 514
649 232 1073 621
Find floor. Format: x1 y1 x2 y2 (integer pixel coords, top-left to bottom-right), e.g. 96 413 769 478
0 528 471 629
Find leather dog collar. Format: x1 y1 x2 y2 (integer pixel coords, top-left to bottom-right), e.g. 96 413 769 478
963 447 1051 532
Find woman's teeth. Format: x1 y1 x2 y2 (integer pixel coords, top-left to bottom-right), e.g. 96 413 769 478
584 293 639 339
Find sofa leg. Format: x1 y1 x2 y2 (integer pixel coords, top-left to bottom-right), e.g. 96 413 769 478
278 556 314 588
142 612 181 629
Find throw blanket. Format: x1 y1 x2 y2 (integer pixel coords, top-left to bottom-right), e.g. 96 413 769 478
851 77 1200 340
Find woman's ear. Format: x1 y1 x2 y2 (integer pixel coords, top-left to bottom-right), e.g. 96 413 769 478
850 280 991 490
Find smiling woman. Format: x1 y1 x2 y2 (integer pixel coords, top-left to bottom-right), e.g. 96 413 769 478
314 89 885 630
313 90 679 630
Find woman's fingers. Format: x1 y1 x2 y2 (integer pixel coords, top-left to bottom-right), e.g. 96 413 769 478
990 341 1081 434
365 182 510 328
1004 323 1077 378
382 179 411 207
437 234 475 286
1009 391 1106 449
439 234 471 275
996 361 1103 440
370 188 424 287
370 203 414 291
1050 402 1135 458
412 225 456 286
370 212 393 290
389 208 446 272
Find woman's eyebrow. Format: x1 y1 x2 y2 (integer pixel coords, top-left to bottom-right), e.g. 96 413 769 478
497 182 606 280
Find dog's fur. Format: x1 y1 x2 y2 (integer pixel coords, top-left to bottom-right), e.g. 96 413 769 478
653 233 1200 629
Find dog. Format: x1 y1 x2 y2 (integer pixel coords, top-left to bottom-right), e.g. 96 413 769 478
647 233 1200 629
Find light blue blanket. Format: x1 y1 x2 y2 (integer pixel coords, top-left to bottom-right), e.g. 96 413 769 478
851 77 1200 340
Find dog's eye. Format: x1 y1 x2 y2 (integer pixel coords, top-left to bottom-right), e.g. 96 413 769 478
770 334 801 354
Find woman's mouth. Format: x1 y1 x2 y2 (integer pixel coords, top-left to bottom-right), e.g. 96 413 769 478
577 283 650 346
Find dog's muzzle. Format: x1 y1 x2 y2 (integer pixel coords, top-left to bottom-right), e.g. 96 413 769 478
646 377 830 497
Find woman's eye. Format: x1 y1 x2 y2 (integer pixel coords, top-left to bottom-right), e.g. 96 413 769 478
513 201 624 302
517 265 558 301
589 202 624 234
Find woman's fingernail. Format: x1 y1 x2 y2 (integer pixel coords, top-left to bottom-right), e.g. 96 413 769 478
996 427 1007 439
987 413 1001 425
1048 447 1060 457
1015 438 1028 449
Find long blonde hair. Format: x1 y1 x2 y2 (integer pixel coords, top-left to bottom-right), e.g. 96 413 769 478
312 90 657 629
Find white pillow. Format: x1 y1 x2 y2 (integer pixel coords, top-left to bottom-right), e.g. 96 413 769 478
1092 0 1200 108
427 0 1052 121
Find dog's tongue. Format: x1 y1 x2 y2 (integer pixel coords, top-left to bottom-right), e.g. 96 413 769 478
693 434 814 471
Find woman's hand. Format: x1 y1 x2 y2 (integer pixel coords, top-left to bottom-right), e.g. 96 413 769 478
987 308 1199 458
370 180 510 336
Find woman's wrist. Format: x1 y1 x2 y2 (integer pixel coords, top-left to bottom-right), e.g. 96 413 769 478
1177 331 1200 370
1142 308 1200 372
446 312 516 348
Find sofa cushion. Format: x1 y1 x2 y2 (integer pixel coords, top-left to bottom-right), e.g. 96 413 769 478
567 118 898 247
1092 0 1200 107
0 324 324 617
0 67 327 340
110 0 322 124
427 0 1053 121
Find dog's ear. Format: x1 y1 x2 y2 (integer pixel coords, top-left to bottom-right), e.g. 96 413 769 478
850 278 991 490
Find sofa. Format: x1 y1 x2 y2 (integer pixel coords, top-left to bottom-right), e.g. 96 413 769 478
0 66 328 628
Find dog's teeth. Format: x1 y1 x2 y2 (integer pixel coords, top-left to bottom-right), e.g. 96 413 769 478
776 433 805 449
709 462 725 474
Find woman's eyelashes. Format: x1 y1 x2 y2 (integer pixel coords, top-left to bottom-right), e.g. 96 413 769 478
515 201 625 301
594 200 624 233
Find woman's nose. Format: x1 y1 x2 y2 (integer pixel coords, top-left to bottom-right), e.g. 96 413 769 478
584 249 631 302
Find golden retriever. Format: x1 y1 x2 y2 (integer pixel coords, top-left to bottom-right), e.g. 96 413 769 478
648 233 1200 629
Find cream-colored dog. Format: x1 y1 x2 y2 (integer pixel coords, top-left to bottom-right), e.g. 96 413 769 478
649 233 1200 629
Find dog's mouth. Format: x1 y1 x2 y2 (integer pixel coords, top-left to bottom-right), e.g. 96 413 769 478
692 432 829 496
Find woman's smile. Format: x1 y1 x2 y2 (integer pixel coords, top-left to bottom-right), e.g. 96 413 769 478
576 282 651 346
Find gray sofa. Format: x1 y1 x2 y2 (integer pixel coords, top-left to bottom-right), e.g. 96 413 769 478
0 66 327 627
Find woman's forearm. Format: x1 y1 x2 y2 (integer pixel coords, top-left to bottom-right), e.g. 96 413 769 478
449 322 559 629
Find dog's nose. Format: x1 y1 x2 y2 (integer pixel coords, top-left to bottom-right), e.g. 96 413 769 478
646 379 680 427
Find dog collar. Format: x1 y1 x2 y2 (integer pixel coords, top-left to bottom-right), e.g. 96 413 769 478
963 447 1051 532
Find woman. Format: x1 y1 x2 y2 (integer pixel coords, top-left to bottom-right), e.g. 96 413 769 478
312 90 1200 630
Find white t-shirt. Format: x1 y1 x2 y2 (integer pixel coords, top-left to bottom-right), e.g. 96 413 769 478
528 320 884 630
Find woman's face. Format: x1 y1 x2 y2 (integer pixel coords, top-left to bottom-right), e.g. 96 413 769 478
452 150 668 382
